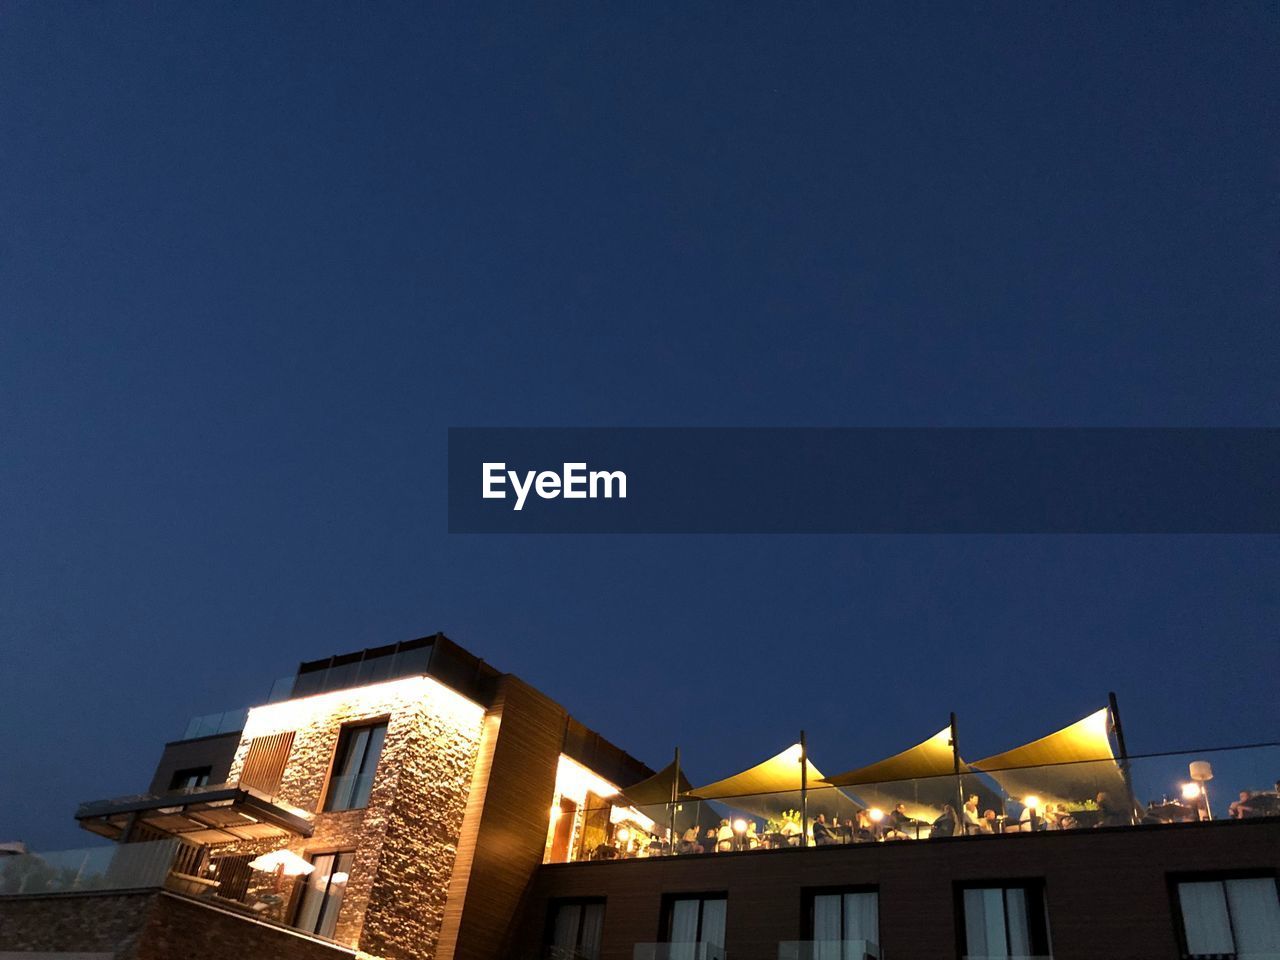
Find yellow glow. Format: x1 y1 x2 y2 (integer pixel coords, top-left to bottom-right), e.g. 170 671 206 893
1181 782 1202 801
868 808 884 822
248 849 313 876
330 872 349 884
554 755 622 805
549 804 561 820
732 819 747 833
616 827 630 843
1023 795 1041 811
239 674 484 745
608 803 656 832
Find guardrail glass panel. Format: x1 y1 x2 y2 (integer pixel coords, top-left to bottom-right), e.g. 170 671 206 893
0 839 178 895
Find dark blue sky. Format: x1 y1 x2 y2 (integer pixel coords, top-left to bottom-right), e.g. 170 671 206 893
1 3 1276 849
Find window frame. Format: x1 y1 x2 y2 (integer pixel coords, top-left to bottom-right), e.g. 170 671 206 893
290 848 356 939
1168 869 1280 959
659 892 729 948
321 717 389 812
953 878 1052 960
168 765 212 791
545 896 607 960
801 885 880 949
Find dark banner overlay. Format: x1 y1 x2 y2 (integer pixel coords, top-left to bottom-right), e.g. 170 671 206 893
447 428 1280 534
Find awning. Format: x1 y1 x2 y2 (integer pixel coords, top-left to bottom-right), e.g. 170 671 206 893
620 760 720 836
822 727 1000 822
686 743 861 822
971 707 1129 807
76 785 314 845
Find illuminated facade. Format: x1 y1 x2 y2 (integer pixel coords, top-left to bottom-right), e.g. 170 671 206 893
1 632 1277 960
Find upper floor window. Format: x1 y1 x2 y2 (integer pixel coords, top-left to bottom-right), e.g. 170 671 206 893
168 766 211 790
808 888 879 957
662 893 727 960
548 898 605 960
323 721 387 811
1176 875 1280 959
959 882 1051 960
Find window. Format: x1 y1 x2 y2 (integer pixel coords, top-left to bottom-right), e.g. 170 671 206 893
662 894 727 960
958 882 1051 959
808 889 879 959
168 766 211 790
1176 876 1280 959
548 899 605 960
293 850 354 938
323 721 387 811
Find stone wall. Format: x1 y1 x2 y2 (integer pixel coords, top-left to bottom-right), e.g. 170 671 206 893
214 675 486 959
0 890 357 960
0 890 155 956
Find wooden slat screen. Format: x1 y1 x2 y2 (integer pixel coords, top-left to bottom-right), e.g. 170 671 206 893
239 731 295 796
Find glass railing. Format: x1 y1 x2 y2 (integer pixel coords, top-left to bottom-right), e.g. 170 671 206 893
182 707 249 740
633 945 727 960
778 941 879 960
547 742 1280 864
0 839 179 896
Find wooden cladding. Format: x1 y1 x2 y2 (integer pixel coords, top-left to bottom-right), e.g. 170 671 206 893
239 731 295 796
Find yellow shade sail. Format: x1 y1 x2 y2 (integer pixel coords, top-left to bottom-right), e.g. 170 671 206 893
822 727 1000 822
971 707 1129 807
686 743 861 822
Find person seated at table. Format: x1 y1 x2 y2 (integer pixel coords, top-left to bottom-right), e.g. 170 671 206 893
678 826 703 855
780 818 802 846
839 817 858 843
1041 802 1064 830
931 804 960 838
854 810 877 842
716 819 735 852
1095 791 1129 827
1229 791 1258 819
745 820 759 848
980 809 999 833
812 813 837 845
647 832 668 857
884 803 915 839
705 826 719 852
962 796 984 835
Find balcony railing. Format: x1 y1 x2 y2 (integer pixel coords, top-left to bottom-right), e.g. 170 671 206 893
633 945 727 960
547 742 1280 865
778 941 879 960
0 839 180 896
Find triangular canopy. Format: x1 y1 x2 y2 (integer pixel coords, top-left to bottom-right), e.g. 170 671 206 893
823 727 1000 822
972 708 1129 808
620 760 692 808
618 760 718 837
687 743 860 822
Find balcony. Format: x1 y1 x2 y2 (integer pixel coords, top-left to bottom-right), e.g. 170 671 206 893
633 945 727 960
778 942 879 960
546 741 1280 865
75 781 314 845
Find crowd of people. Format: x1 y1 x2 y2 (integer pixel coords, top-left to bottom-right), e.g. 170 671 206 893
589 781 1280 860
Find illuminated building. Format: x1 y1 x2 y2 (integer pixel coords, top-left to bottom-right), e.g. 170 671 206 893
0 632 1277 960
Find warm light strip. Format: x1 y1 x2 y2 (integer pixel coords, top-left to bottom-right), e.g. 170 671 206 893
240 674 485 741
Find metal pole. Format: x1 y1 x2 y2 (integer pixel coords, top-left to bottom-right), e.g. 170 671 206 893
670 747 680 855
1109 691 1140 825
951 712 966 833
799 731 809 848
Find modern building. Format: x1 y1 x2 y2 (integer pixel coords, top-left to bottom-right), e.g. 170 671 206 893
1 632 1277 960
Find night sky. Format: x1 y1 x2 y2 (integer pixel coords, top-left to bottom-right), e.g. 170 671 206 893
2 3 1277 850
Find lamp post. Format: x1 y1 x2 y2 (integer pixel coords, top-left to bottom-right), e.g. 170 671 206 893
1189 761 1214 821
